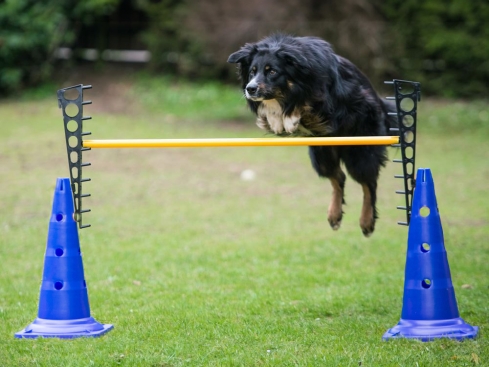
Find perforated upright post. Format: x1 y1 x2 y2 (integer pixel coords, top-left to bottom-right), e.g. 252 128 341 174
57 85 93 229
385 80 421 226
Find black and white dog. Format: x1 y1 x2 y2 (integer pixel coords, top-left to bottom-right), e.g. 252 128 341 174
227 33 396 237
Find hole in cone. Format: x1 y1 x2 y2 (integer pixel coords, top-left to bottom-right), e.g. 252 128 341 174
421 279 432 289
54 282 63 290
55 248 64 257
420 206 430 217
56 213 64 222
421 243 431 253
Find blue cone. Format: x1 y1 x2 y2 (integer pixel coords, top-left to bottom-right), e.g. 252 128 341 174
383 168 478 341
15 178 113 338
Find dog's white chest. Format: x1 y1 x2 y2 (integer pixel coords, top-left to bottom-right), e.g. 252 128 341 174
257 100 301 134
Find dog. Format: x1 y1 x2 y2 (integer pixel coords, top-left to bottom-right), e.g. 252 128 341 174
227 33 397 237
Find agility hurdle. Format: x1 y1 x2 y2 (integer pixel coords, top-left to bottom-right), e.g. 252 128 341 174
57 80 420 229
18 78 480 342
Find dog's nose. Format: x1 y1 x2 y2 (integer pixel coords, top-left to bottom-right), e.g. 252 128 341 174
246 84 258 95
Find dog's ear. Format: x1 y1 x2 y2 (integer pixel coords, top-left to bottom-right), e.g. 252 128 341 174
278 47 310 70
227 43 256 63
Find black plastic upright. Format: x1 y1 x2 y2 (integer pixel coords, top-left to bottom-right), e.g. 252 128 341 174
57 84 93 229
385 79 421 226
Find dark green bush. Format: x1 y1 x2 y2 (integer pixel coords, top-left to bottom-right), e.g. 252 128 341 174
2 0 488 98
136 0 214 78
381 0 489 97
0 1 66 94
0 0 118 95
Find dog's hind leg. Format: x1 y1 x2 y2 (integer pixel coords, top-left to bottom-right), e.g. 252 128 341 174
359 182 377 237
328 171 346 230
342 145 386 237
308 146 346 230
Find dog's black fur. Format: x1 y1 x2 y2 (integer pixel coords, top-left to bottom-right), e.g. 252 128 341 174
227 33 396 237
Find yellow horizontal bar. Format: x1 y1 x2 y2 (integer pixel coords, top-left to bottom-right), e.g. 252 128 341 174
82 136 399 149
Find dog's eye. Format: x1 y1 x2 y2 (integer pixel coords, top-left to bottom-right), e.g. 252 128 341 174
269 69 277 75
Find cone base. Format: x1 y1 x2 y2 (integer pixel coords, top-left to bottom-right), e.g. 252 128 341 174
15 317 114 339
383 317 478 342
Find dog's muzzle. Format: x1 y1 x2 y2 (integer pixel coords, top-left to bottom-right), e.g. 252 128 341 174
245 81 263 101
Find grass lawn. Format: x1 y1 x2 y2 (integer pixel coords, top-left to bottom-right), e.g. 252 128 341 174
0 74 488 366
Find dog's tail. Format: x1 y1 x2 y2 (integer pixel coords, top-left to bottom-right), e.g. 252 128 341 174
382 100 398 134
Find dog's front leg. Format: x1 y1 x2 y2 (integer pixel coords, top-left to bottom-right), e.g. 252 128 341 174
359 183 377 237
328 175 345 230
283 108 301 134
283 117 301 134
257 100 284 134
267 113 284 134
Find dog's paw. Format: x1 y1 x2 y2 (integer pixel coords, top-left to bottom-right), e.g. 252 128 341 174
283 114 301 134
328 206 343 230
359 194 376 237
328 214 343 230
360 217 375 237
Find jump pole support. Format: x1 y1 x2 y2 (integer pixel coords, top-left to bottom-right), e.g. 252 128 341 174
58 79 420 229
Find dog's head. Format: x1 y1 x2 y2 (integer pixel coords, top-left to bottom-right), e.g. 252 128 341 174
228 34 350 116
227 36 311 103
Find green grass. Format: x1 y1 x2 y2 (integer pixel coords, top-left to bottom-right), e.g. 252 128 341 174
132 74 250 121
0 77 488 366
